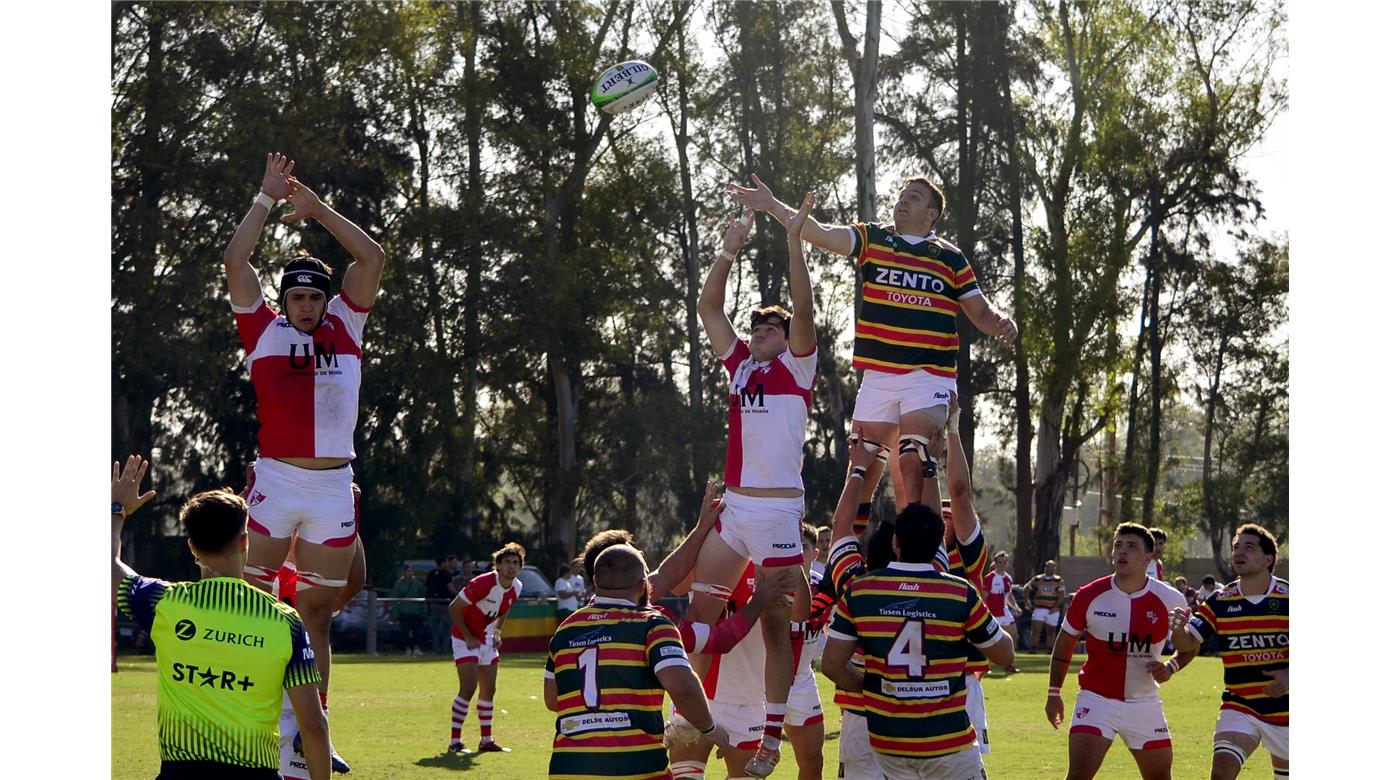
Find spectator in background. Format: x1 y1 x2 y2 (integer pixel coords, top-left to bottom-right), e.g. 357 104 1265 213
568 560 586 607
1172 576 1199 611
426 556 456 654
1147 527 1168 580
449 556 470 596
391 564 427 656
555 564 581 620
1195 576 1220 657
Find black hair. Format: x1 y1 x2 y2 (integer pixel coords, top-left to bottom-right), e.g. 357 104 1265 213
893 502 944 564
580 529 637 583
180 489 248 555
1115 522 1155 553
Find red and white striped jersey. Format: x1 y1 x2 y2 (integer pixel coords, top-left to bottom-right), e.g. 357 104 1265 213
1061 575 1188 701
721 339 818 490
983 571 1014 619
452 572 523 642
1148 559 1164 580
232 293 371 459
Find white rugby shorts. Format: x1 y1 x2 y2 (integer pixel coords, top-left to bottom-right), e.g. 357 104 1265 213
278 693 311 780
852 369 955 425
1069 689 1172 751
715 492 805 568
784 675 825 728
872 745 986 780
452 633 500 666
1031 607 1061 625
1216 707 1288 761
838 710 884 780
965 673 989 755
246 456 358 547
995 613 1016 628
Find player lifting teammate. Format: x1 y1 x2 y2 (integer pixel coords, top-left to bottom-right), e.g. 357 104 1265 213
729 174 1017 518
447 542 526 754
1170 524 1289 780
1046 523 1193 780
224 152 386 773
690 197 820 776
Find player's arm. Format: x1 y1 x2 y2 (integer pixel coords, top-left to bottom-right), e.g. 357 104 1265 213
224 153 295 309
1045 627 1078 729
728 174 854 255
944 396 978 544
657 666 729 756
819 636 864 692
1262 668 1289 697
289 683 331 780
1168 605 1203 654
543 675 559 711
831 426 880 545
111 456 156 600
784 192 818 356
702 569 800 654
959 289 1018 346
649 481 724 597
282 177 387 308
698 210 753 357
447 590 479 648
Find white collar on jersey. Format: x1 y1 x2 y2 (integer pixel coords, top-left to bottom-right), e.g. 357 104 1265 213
887 561 936 572
593 596 639 607
730 351 777 394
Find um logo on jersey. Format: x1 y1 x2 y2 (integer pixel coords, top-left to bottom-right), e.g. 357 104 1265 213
731 385 765 409
288 342 339 370
1105 632 1153 653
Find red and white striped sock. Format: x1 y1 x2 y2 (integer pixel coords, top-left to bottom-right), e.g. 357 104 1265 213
449 696 469 743
762 702 785 742
477 700 494 743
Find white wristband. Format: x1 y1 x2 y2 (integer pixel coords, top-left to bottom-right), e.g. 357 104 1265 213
254 191 276 210
1167 658 1179 673
718 249 736 262
1047 686 1061 696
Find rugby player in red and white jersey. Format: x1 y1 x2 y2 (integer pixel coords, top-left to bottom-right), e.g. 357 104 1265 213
691 199 820 776
447 543 526 754
1147 528 1168 581
1046 523 1194 780
983 550 1022 674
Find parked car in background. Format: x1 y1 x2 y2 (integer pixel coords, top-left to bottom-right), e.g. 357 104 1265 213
331 589 402 651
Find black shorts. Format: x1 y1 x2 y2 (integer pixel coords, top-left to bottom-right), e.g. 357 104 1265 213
157 761 280 780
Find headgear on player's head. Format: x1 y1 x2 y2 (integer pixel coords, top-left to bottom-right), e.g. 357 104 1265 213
278 255 333 322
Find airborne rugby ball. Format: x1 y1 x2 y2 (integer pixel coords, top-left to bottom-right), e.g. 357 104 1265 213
591 60 658 115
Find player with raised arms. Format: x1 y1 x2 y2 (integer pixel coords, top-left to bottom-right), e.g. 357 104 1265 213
224 152 386 773
1045 522 1193 780
729 175 1016 518
1169 524 1288 780
689 197 820 776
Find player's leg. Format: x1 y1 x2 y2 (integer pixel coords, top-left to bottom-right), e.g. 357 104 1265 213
849 374 902 524
1210 731 1259 780
1128 745 1173 780
293 542 357 693
475 656 509 751
782 721 823 780
667 736 712 780
684 517 751 686
333 535 366 613
449 653 479 752
1066 732 1114 780
1029 615 1047 651
1269 753 1288 780
837 710 884 780
1121 697 1174 780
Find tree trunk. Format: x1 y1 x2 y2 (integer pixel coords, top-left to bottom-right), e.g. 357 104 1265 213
1201 334 1228 576
672 9 706 508
1141 197 1166 528
457 1 485 536
1119 253 1154 523
548 353 581 561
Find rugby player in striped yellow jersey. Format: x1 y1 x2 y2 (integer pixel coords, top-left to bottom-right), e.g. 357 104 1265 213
544 545 729 779
1170 524 1289 780
824 499 1016 780
730 173 1017 518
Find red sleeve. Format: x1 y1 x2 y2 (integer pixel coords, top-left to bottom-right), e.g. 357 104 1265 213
701 609 756 655
1062 580 1098 636
233 301 277 354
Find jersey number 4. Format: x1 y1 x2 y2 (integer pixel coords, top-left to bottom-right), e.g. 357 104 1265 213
889 620 927 678
579 647 600 709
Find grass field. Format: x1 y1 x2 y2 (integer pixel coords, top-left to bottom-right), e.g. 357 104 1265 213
112 652 1274 778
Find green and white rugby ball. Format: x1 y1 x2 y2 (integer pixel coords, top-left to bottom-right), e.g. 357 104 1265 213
591 60 658 115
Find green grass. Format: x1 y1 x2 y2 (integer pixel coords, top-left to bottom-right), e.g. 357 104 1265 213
112 652 1273 778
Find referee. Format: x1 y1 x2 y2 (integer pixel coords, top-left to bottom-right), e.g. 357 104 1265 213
111 455 331 780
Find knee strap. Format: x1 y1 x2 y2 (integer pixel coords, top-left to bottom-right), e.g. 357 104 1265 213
1214 740 1247 767
298 570 350 589
244 564 278 587
690 582 734 601
671 760 706 779
899 434 939 478
849 437 892 465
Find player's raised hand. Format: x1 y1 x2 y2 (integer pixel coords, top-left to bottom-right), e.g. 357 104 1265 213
848 423 883 473
728 173 777 213
261 152 295 200
1262 668 1288 697
696 480 725 530
1045 692 1064 729
112 455 157 518
282 176 325 224
785 191 815 240
1168 606 1193 633
720 208 755 257
753 568 799 609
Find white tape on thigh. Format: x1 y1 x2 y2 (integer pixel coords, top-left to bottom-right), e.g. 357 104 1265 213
298 570 349 589
243 564 278 585
690 582 734 601
671 760 706 779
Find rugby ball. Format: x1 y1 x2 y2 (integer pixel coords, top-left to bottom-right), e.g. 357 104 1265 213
591 60 658 115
